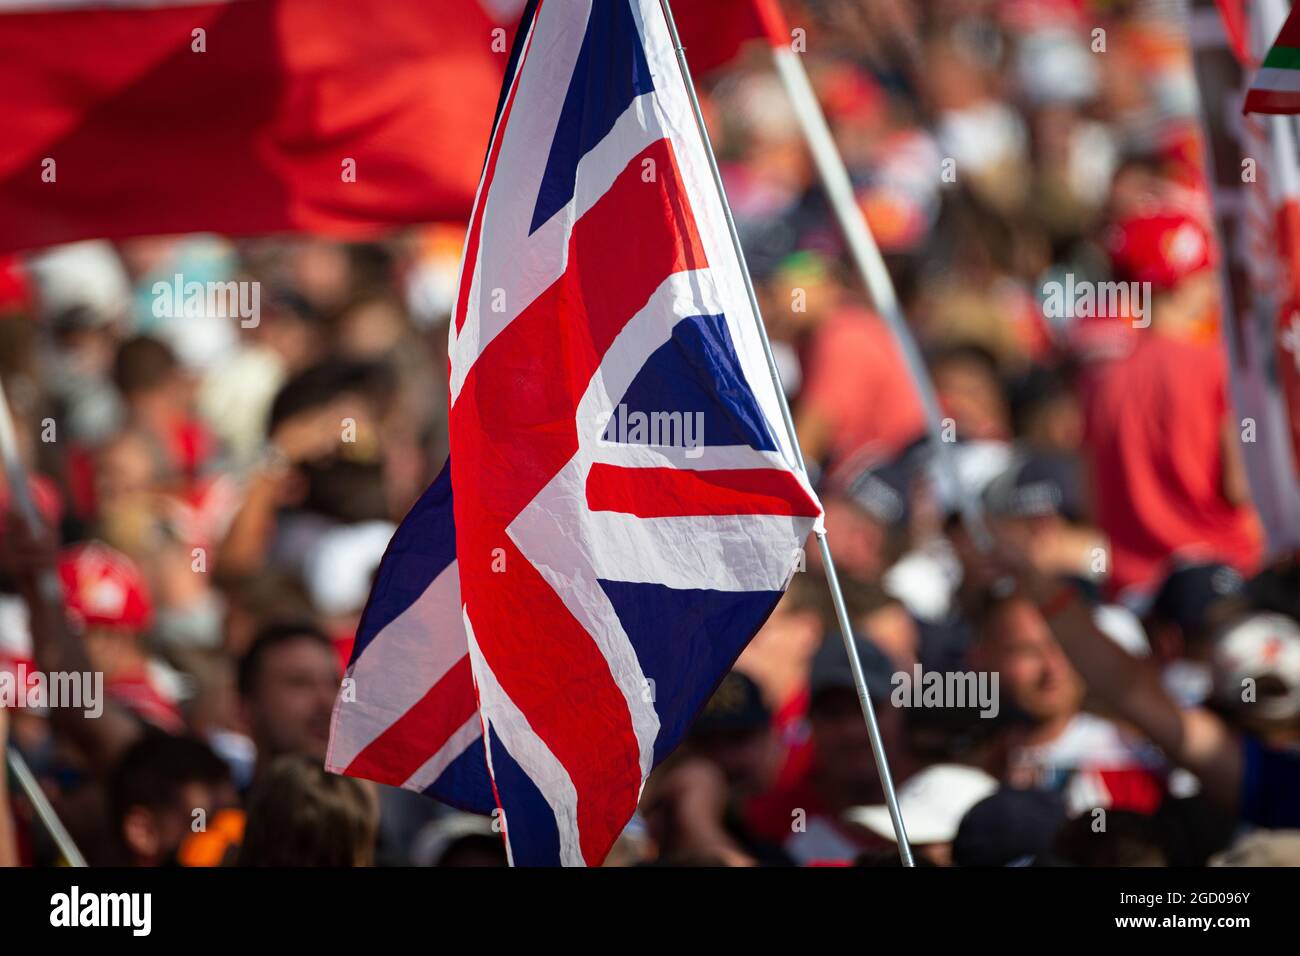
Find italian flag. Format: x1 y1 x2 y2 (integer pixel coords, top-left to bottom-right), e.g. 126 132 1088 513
1246 3 1300 114
0 0 522 254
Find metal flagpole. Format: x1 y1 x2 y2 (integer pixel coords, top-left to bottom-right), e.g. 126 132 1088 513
0 374 89 867
658 0 915 865
752 0 992 551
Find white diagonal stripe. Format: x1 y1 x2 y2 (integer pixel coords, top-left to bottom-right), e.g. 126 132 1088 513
401 711 483 792
326 561 465 772
464 609 584 866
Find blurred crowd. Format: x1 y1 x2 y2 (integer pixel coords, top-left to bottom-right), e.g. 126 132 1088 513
2 0 1300 868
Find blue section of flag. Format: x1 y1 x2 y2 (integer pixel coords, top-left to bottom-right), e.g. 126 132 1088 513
596 579 784 764
486 726 563 866
529 0 654 234
422 732 497 816
603 314 779 452
348 458 457 664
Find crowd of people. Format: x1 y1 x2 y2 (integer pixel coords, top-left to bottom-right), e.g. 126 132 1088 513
2 0 1299 867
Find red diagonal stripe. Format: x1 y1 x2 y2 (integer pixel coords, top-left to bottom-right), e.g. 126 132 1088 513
344 654 477 787
452 136 706 864
585 463 820 518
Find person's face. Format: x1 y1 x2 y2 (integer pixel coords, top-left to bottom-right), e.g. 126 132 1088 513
993 513 1063 571
61 326 119 377
1021 393 1083 453
691 726 781 798
95 432 157 501
122 779 236 867
336 299 407 359
932 359 1008 441
769 265 833 334
810 687 881 797
818 497 888 581
82 625 140 679
243 637 340 762
978 600 1084 724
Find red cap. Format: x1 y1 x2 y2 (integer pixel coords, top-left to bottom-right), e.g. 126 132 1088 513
0 254 30 314
1106 212 1215 291
57 542 153 633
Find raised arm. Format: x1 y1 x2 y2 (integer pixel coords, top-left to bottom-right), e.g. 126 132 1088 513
2 511 143 776
1018 569 1243 810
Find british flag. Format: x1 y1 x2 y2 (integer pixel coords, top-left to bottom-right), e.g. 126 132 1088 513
325 0 821 865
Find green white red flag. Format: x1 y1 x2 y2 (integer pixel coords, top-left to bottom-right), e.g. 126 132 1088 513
1245 2 1300 113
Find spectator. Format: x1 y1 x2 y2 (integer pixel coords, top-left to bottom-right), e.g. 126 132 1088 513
969 590 1167 815
1079 212 1262 602
107 733 235 866
642 673 792 866
847 763 999 866
746 632 904 864
238 754 378 866
236 622 339 774
992 541 1300 829
952 786 1069 867
1 0 1294 872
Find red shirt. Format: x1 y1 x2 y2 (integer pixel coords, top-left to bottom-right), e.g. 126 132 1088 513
1081 335 1262 597
800 307 926 468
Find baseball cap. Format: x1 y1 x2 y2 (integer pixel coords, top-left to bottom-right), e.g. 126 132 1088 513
410 813 499 868
0 254 30 314
952 787 1069 867
982 450 1085 523
58 541 153 633
846 764 999 845
1211 612 1300 722
1148 560 1246 644
25 240 130 325
808 631 895 706
1105 211 1214 292
691 671 771 737
844 455 914 528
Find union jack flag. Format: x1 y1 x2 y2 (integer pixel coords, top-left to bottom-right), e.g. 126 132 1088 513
326 0 822 865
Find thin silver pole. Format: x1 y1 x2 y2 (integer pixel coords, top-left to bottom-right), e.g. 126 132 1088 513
6 748 87 868
0 374 88 867
658 0 914 865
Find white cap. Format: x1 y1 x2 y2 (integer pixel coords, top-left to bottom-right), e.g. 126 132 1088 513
845 764 999 845
410 813 498 867
1212 613 1300 721
26 240 130 323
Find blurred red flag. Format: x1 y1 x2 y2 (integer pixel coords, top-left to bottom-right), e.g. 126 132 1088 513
672 0 765 72
0 0 767 255
0 0 520 253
